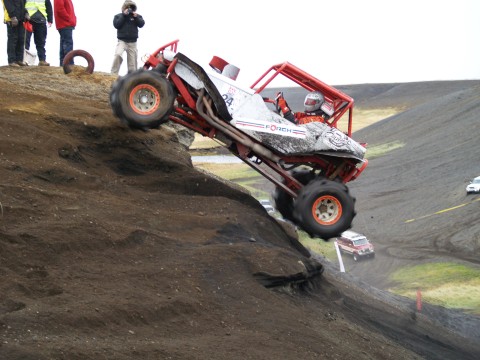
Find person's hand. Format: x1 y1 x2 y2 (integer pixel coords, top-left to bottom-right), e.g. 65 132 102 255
48 22 52 28
11 17 19 27
275 92 283 112
275 92 290 115
25 13 30 21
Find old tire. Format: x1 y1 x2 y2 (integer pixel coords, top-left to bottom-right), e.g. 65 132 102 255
63 49 95 74
293 179 355 240
273 170 315 222
110 69 175 129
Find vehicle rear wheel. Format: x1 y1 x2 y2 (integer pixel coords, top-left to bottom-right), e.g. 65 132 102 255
273 170 315 222
109 75 126 122
110 69 175 129
293 179 355 240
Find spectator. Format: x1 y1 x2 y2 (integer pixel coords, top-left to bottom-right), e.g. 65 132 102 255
53 0 75 66
111 0 145 75
2 0 28 66
25 0 53 66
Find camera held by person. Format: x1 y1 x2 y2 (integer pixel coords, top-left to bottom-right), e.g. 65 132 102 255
124 4 137 16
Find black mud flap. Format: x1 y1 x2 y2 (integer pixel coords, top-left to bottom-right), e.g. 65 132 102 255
253 258 324 289
174 53 232 121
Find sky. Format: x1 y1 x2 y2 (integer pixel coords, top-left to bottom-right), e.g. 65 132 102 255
1 0 479 86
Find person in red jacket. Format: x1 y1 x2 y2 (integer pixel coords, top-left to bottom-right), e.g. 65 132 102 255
275 91 334 125
53 0 76 66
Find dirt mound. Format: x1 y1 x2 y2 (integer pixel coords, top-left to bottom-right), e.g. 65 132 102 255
0 66 479 359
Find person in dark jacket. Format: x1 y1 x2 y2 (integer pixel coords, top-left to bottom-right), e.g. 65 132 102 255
2 0 28 66
53 0 76 66
110 0 145 74
25 0 53 66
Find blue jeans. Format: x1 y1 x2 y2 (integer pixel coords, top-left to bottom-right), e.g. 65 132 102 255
25 21 48 61
58 27 74 65
6 22 25 64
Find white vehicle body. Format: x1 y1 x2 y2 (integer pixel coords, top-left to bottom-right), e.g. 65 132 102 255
466 176 480 194
172 54 366 161
336 230 375 261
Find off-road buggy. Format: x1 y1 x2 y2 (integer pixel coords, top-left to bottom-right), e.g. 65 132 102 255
109 40 368 240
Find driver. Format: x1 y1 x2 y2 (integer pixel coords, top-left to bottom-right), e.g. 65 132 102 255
275 91 333 125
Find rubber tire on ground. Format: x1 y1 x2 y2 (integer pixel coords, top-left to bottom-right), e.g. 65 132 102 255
110 69 175 129
353 253 359 261
63 49 95 75
293 178 355 240
273 169 315 222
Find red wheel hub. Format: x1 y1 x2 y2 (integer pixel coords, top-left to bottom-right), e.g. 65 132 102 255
129 84 160 115
311 195 342 225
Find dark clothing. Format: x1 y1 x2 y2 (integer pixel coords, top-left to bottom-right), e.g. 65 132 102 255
113 12 144 43
25 21 48 61
6 21 25 63
3 0 27 22
25 0 52 62
59 26 73 65
3 0 27 64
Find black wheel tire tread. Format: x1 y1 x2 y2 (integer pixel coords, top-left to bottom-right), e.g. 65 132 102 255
273 170 316 222
293 178 356 240
110 69 175 130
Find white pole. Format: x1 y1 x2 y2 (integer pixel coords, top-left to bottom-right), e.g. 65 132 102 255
334 241 345 273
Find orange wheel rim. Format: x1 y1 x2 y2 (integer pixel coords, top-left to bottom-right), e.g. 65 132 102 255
129 84 160 115
311 195 342 225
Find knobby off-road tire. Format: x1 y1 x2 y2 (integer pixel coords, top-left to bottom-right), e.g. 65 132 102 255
109 75 125 121
110 69 175 129
293 179 355 240
63 49 95 74
273 170 316 222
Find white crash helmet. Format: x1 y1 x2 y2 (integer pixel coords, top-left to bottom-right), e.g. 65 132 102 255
304 91 325 112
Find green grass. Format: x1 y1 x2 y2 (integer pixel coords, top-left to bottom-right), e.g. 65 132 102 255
365 141 404 159
297 231 337 259
194 162 271 198
389 263 480 314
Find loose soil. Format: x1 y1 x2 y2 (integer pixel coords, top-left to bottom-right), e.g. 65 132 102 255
0 66 479 359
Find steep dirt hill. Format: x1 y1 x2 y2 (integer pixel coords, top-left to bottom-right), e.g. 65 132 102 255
0 66 479 359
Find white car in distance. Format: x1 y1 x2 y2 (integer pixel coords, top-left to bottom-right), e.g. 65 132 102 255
466 176 480 194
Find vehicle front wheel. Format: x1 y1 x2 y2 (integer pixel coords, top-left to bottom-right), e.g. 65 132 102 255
110 69 175 129
353 253 359 261
293 178 355 240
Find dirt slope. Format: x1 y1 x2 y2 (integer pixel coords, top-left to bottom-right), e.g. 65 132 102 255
345 81 480 287
0 66 479 360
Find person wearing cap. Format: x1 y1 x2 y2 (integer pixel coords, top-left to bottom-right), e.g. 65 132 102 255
110 0 145 75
